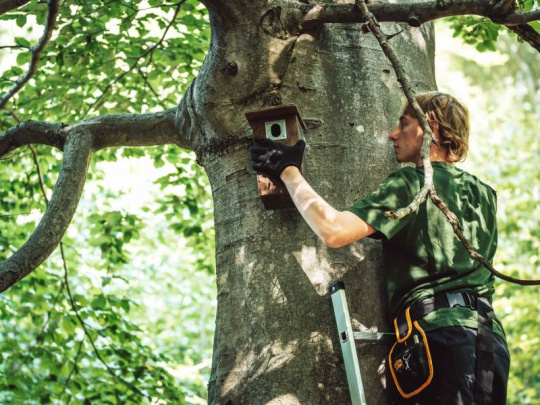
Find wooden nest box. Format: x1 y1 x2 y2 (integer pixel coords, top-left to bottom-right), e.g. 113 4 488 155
245 104 307 210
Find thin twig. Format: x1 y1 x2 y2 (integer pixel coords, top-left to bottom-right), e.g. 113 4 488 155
428 190 540 285
353 0 438 220
0 212 32 217
0 45 30 50
5 146 63 378
0 0 61 109
26 140 149 395
28 145 50 205
61 243 150 398
62 337 85 395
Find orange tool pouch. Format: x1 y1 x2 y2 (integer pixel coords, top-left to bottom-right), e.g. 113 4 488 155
388 307 434 398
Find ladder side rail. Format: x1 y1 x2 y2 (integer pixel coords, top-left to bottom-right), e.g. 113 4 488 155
330 282 367 405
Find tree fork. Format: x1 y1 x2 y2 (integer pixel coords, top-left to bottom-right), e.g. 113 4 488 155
0 131 93 292
292 0 540 28
0 105 196 292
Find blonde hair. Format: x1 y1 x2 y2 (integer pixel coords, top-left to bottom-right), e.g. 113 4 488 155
403 92 470 162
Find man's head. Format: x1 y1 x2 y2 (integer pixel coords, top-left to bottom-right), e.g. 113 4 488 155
402 92 470 163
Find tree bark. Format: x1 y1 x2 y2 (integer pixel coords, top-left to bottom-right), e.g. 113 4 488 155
192 2 437 403
0 0 30 16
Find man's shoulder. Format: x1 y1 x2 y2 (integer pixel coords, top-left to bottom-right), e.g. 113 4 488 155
458 167 497 197
390 165 422 185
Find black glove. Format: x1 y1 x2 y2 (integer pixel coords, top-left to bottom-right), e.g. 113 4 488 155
250 138 306 179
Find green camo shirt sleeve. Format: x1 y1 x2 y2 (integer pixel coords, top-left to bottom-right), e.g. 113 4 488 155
345 170 413 240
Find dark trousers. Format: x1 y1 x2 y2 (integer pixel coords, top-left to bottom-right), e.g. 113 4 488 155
389 326 510 405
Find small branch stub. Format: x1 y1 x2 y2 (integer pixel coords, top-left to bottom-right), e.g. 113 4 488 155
225 61 238 76
407 15 422 27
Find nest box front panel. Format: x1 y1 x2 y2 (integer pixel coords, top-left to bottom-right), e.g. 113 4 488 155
245 105 307 210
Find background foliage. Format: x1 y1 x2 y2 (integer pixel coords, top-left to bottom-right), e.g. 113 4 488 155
0 1 538 403
438 25 540 402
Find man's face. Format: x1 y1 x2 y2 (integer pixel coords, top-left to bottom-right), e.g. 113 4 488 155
388 114 424 166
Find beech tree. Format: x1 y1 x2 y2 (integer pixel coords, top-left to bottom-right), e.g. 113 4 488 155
1 0 539 403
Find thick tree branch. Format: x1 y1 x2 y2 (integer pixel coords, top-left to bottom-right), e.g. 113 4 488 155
0 108 183 158
0 120 67 157
0 99 202 291
0 130 92 292
77 108 182 150
0 0 61 109
498 7 540 25
493 0 516 16
0 0 30 15
293 1 540 29
508 24 540 53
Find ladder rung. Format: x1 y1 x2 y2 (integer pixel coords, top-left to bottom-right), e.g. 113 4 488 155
353 331 394 344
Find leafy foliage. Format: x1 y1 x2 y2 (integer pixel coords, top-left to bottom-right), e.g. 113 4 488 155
447 17 502 52
1 1 214 403
438 22 540 403
0 0 209 122
446 0 540 52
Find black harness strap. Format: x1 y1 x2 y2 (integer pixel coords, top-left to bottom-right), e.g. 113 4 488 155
475 297 494 405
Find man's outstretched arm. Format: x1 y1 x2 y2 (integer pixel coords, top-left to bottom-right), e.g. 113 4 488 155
280 166 375 248
250 138 375 247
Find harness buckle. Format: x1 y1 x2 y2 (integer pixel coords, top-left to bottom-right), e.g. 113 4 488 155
445 292 472 309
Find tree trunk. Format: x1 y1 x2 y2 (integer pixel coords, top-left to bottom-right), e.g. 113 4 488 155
192 2 436 403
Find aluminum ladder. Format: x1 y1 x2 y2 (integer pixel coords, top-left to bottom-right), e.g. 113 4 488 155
329 281 394 405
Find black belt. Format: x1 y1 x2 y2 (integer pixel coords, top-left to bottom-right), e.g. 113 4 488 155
396 292 478 337
395 291 493 404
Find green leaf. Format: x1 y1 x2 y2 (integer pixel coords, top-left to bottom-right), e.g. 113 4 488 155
15 37 30 48
16 14 27 28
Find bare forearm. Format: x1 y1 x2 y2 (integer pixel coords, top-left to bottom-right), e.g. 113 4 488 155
280 166 340 243
280 167 375 247
249 138 374 247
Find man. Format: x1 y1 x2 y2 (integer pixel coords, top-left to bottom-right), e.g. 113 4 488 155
250 92 510 404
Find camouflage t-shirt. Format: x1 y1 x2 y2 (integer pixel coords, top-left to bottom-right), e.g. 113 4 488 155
346 161 505 339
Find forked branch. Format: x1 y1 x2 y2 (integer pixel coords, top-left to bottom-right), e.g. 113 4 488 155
296 1 540 28
428 191 540 285
0 120 66 156
352 0 439 220
508 24 540 53
0 105 192 292
0 131 93 292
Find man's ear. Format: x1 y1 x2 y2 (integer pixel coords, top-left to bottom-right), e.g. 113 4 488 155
428 119 440 137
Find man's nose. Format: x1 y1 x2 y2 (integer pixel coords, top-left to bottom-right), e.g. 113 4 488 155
389 126 398 141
